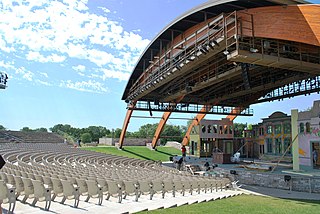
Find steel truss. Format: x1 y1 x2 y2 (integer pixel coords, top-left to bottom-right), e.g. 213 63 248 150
128 101 253 116
255 76 320 104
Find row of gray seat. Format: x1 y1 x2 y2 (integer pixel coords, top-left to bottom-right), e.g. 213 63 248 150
0 143 233 213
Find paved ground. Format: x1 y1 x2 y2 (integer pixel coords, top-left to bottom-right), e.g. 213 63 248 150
2 184 319 214
240 184 320 200
1 189 242 214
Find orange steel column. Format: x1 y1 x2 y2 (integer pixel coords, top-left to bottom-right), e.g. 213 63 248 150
226 107 244 121
119 102 136 149
182 106 245 146
151 111 172 149
182 105 212 146
151 96 184 149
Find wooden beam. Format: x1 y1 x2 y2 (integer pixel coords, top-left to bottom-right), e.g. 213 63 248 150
119 102 136 149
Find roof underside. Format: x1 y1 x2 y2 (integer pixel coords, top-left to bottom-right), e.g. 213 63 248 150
122 0 308 100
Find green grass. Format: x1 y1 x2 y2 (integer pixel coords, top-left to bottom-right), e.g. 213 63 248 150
82 146 181 161
139 195 320 214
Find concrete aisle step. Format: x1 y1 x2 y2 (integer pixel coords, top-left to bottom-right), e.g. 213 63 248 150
1 190 243 214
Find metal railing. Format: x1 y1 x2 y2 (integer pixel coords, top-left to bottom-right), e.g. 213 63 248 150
129 101 253 116
127 12 234 101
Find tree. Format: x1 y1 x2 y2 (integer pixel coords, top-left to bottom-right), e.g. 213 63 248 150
21 127 33 132
233 123 247 137
0 125 6 131
85 126 111 142
161 125 184 145
35 128 48 132
113 128 122 138
137 123 158 138
81 133 92 144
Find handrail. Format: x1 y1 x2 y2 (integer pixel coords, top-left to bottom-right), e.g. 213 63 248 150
128 12 229 99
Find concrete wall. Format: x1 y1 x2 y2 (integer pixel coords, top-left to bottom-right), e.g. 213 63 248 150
99 137 153 146
225 169 320 193
166 141 182 150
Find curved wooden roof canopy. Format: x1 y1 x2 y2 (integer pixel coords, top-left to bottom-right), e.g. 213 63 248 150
122 0 311 102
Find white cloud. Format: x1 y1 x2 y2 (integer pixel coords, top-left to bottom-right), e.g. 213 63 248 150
15 67 34 81
98 7 111 14
0 0 151 88
0 60 15 70
72 65 86 76
72 65 86 72
26 51 66 63
35 79 51 86
0 36 14 53
39 72 48 78
99 68 130 81
60 80 108 93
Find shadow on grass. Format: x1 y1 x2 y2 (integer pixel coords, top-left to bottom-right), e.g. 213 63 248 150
155 149 178 156
122 148 153 161
282 198 320 206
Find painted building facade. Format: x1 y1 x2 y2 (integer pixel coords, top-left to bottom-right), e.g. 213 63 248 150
189 118 235 158
297 100 320 170
251 112 292 158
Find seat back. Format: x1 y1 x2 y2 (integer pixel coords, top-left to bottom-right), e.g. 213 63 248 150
139 180 151 193
76 178 88 194
86 180 100 196
27 173 36 180
22 177 34 195
0 180 9 200
6 174 15 185
13 176 24 193
51 178 63 194
163 180 174 192
0 172 8 183
20 171 28 178
67 177 77 186
106 180 120 195
34 174 44 183
32 180 46 198
43 176 53 188
123 180 137 194
174 180 183 190
97 179 108 194
152 180 163 192
61 179 75 197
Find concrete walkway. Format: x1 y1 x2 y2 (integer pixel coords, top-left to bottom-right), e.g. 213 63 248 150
240 184 320 201
2 185 319 214
1 190 242 214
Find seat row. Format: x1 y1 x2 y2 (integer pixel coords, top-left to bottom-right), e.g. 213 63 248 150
0 142 233 213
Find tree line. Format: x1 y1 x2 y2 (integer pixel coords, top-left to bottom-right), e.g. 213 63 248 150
0 122 248 144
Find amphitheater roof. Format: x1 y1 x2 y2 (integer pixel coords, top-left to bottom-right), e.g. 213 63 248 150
122 0 309 100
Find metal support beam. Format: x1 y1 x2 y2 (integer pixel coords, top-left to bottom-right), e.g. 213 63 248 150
119 102 136 149
151 96 184 149
226 106 245 121
182 105 212 146
151 111 172 149
182 106 245 147
129 101 253 116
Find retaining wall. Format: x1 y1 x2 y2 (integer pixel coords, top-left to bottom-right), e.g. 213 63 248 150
226 169 320 194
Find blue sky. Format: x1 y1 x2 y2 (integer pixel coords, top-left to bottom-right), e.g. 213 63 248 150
0 0 320 131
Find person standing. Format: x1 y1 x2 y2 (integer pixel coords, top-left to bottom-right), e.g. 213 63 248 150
313 148 318 166
181 145 186 161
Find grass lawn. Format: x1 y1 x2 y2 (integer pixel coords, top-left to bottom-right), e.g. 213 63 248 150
139 195 320 214
82 146 181 162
